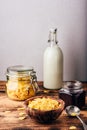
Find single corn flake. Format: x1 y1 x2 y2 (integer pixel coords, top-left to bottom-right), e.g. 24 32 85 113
4 110 11 113
18 116 26 120
69 126 77 129
17 107 25 111
19 112 26 116
71 112 76 116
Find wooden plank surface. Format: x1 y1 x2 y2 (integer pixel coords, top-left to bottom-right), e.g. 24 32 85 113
0 81 87 130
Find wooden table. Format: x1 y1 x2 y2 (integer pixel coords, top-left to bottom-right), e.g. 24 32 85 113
0 81 87 130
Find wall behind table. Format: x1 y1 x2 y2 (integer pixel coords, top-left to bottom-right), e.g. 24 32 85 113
0 0 87 81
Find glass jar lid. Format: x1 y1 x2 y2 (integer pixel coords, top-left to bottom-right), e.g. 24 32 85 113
6 65 35 77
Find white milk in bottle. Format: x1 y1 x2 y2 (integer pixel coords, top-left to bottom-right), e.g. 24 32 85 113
43 28 63 89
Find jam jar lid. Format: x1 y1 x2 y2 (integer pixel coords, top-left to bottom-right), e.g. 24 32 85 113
63 81 83 93
6 65 35 77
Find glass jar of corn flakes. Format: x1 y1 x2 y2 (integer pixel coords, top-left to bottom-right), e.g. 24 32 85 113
6 65 39 101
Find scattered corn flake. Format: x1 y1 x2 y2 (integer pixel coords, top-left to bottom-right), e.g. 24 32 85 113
43 90 49 93
18 116 26 120
4 110 11 113
17 107 25 111
69 126 77 129
19 112 26 116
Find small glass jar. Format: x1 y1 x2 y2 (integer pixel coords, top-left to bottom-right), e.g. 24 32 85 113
59 81 85 109
6 65 39 101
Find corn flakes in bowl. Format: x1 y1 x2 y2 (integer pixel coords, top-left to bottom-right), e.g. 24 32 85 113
24 96 65 123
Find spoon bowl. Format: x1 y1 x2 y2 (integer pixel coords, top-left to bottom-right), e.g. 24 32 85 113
65 105 87 130
66 105 80 116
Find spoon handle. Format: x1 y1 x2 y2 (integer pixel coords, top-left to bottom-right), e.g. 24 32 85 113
77 115 87 130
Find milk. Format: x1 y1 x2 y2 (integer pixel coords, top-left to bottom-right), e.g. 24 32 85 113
43 28 63 89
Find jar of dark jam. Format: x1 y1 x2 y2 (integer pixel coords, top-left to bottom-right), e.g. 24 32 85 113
59 81 85 109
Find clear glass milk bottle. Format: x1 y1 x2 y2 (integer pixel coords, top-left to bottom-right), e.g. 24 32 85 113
43 28 63 89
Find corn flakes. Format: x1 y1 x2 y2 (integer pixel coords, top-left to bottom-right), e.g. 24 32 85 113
6 77 36 100
28 97 60 111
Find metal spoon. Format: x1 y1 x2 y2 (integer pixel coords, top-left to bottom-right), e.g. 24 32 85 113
65 105 87 130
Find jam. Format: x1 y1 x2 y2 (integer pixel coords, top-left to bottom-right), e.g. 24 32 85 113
59 81 85 109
